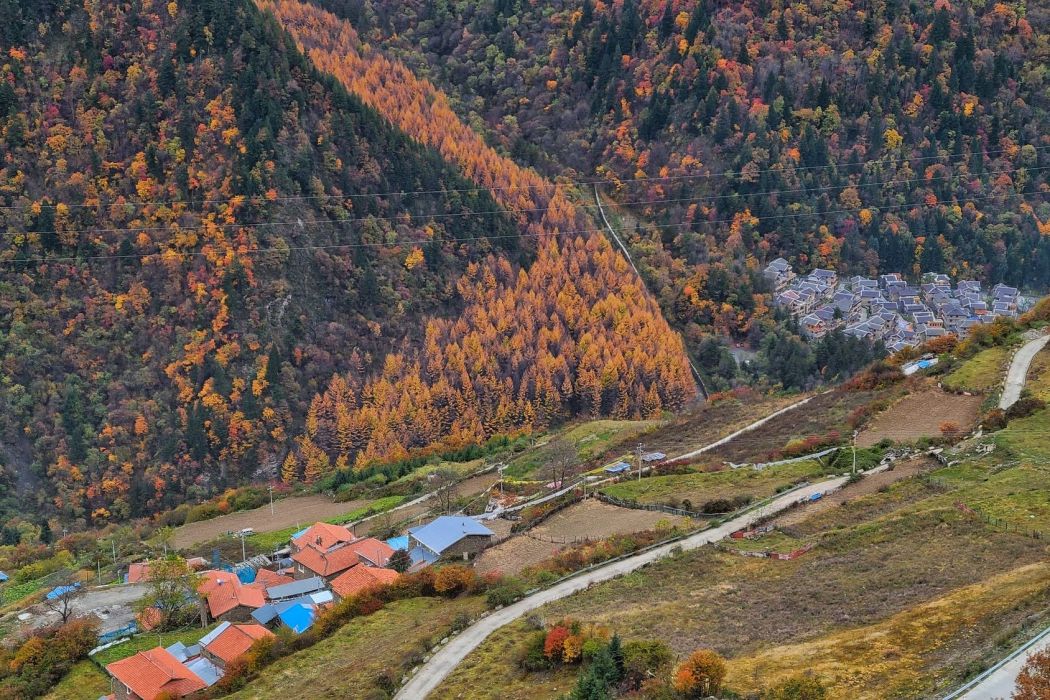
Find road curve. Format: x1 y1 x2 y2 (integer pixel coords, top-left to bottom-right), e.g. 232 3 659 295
951 626 1050 700
999 334 1050 410
394 475 849 699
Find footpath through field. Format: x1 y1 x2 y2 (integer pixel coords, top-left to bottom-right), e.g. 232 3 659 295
999 333 1050 410
393 473 849 699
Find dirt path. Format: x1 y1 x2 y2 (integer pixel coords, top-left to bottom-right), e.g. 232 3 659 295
774 456 935 527
857 389 982 447
173 494 370 549
394 475 851 700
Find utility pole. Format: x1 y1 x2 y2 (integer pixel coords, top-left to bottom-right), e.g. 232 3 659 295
852 430 859 475
268 484 275 517
636 443 644 482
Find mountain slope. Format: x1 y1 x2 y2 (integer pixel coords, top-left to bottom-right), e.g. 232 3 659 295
260 0 696 472
320 0 1050 341
0 0 693 526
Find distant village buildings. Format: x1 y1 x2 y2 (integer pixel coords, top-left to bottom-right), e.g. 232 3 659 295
764 258 1029 352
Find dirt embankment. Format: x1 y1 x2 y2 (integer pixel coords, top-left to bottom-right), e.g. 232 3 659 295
475 500 690 576
173 494 369 549
857 389 982 448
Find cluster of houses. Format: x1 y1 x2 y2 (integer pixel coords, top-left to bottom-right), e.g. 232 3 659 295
764 258 1029 352
105 514 497 699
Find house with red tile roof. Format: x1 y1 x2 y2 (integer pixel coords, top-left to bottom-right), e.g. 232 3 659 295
125 562 152 584
291 522 355 552
252 568 294 588
106 647 206 700
198 571 266 623
330 564 399 600
291 536 396 581
199 621 274 669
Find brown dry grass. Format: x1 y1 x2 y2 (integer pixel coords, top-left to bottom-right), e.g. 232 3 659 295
476 500 689 576
857 389 982 447
726 562 1050 699
173 494 370 548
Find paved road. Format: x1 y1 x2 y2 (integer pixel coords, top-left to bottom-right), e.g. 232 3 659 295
954 627 1050 699
24 583 148 634
394 475 848 699
999 334 1050 410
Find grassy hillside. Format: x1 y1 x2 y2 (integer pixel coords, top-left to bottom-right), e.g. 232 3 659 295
430 404 1050 699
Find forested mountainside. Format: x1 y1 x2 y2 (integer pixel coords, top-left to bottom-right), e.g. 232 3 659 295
0 0 692 526
322 0 1050 342
260 0 693 477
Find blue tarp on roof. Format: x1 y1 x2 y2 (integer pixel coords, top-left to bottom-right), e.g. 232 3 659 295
290 526 311 541
408 516 493 555
278 602 316 634
236 567 256 584
45 583 80 600
386 535 409 551
603 461 631 474
0 571 8 582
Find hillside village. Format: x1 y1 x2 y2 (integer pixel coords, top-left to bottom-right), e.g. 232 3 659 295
764 258 1032 352
97 515 497 698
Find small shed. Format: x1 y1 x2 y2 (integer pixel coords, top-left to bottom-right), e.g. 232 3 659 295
642 452 666 463
603 461 631 474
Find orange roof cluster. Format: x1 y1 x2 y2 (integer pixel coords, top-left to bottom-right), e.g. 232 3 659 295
291 536 395 578
202 623 274 666
106 647 205 700
198 571 265 618
330 565 399 599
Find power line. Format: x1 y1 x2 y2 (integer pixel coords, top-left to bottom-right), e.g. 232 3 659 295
1 144 1045 213
2 164 1044 241
0 190 1038 266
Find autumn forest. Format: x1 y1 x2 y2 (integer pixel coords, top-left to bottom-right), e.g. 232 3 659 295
0 0 1047 528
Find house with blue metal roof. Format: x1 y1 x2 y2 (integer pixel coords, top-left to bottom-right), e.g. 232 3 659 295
603 461 631 474
277 601 317 634
407 516 494 565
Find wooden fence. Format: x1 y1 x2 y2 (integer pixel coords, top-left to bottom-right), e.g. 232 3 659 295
595 492 707 519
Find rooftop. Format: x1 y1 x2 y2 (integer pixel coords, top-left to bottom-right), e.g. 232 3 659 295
408 516 494 555
106 647 206 700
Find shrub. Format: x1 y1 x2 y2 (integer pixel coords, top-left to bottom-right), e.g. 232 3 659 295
544 625 571 661
518 631 552 671
939 421 962 440
1005 396 1046 421
433 565 477 597
622 639 673 690
673 649 727 698
982 408 1008 432
762 673 828 699
486 580 525 608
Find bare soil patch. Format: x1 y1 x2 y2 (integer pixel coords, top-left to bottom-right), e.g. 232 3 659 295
857 389 982 447
173 494 369 549
705 390 879 464
475 500 689 576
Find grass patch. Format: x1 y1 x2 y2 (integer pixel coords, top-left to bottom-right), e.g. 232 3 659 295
601 459 828 509
43 660 110 700
725 562 1050 699
429 619 577 700
90 624 219 667
247 494 406 550
722 530 805 554
941 345 1011 393
229 596 486 698
0 575 51 606
1024 348 1050 401
505 419 661 479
